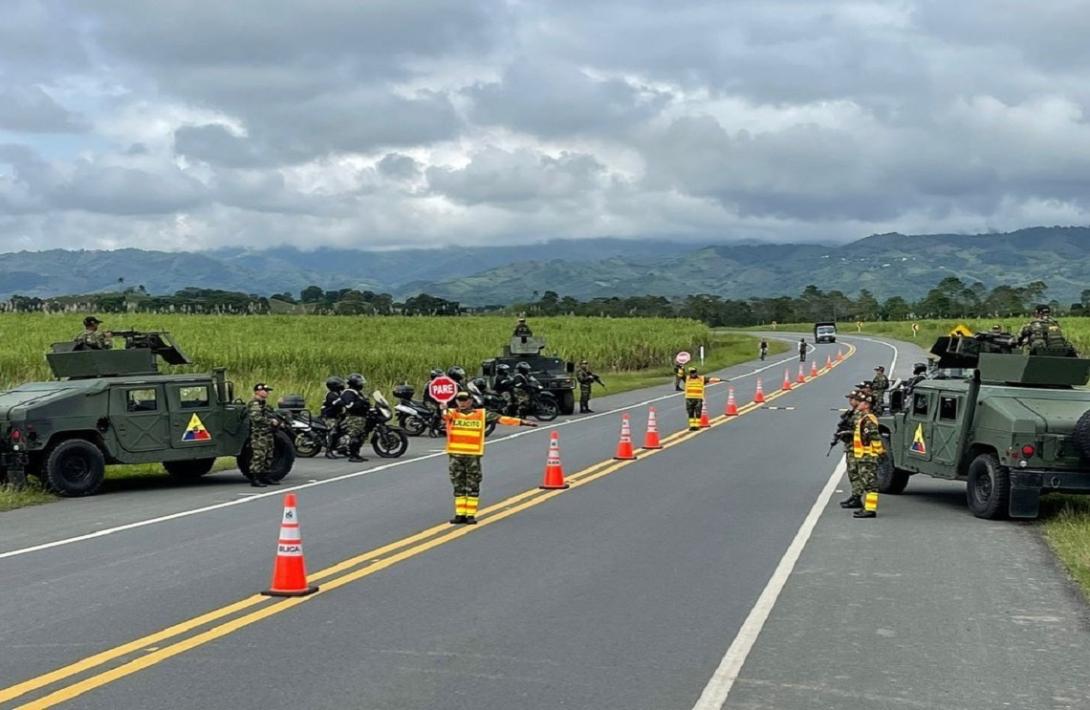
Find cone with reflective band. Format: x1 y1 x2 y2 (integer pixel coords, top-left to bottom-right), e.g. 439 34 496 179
864 491 879 512
797 364 806 383
540 431 569 489
724 387 739 416
754 378 766 403
826 354 832 369
263 492 318 597
613 413 637 460
811 361 819 377
699 399 711 428
782 369 792 391
643 407 663 449
837 349 844 362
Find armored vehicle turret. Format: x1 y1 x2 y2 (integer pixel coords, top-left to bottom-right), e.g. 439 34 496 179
0 331 294 496
481 335 577 415
880 331 1090 519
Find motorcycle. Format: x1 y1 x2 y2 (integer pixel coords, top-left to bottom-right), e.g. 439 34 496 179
514 379 559 422
277 408 325 458
366 391 410 457
393 383 445 437
291 391 409 459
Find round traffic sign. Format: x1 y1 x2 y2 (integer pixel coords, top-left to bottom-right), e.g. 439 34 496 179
675 351 691 365
428 375 459 404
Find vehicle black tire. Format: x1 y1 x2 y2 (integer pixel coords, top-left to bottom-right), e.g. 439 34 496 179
292 431 322 458
371 428 409 458
532 395 560 422
1072 410 1090 460
237 430 296 481
559 391 575 415
163 457 217 480
400 414 427 437
876 434 910 494
44 439 105 497
966 452 1010 520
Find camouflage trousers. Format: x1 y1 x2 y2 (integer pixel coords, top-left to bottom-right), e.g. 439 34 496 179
857 457 878 493
686 398 702 426
344 415 368 453
449 454 483 497
579 384 592 408
514 390 531 416
249 430 274 476
845 452 862 496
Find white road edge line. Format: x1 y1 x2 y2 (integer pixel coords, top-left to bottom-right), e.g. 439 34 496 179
692 335 899 710
0 344 808 561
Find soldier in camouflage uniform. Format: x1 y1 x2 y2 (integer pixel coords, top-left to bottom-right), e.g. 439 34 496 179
73 316 113 350
339 373 371 463
575 360 600 413
246 383 280 488
869 365 889 412
852 394 883 518
837 390 864 509
1017 305 1076 356
512 317 533 338
445 391 536 524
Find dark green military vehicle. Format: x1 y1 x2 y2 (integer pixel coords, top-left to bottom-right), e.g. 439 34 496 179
0 332 294 496
481 335 577 414
879 333 1090 519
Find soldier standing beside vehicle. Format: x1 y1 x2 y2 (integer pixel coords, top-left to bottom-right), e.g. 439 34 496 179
73 316 113 350
575 360 601 414
445 391 537 524
852 394 883 519
340 373 371 463
246 383 280 488
320 376 346 459
798 338 807 363
836 391 864 509
684 366 723 430
870 366 889 412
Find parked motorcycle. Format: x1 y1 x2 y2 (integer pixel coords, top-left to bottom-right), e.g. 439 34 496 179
283 391 408 458
393 383 445 437
515 379 559 422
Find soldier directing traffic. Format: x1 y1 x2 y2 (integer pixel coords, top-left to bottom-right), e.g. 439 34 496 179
684 366 723 430
74 316 113 350
575 360 604 414
246 383 281 488
445 391 537 525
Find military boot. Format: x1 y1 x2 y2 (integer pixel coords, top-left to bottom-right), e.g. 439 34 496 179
839 495 863 509
249 476 267 488
852 509 877 519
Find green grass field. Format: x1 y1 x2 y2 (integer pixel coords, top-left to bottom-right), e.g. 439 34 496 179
0 314 778 510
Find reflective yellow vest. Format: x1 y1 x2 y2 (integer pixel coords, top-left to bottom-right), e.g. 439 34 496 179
685 376 705 400
853 413 884 459
445 409 487 456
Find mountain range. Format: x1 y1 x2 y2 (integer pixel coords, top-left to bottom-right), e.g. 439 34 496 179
1 227 1088 305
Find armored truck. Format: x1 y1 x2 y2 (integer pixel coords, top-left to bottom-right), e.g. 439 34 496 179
879 332 1090 519
0 332 294 496
480 335 576 415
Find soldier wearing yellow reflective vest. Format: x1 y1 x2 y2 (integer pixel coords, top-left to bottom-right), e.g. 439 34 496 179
444 391 537 525
684 367 724 430
852 393 884 519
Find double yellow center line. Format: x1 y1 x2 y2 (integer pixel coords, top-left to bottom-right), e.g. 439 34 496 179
2 345 854 708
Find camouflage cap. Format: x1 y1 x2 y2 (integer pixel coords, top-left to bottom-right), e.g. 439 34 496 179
845 390 860 399
83 315 102 326
859 393 876 405
688 366 698 373
253 383 273 392
874 365 885 371
454 391 472 401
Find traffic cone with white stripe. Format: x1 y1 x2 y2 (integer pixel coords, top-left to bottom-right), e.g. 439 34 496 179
837 349 844 362
540 431 569 490
263 493 318 597
613 413 637 460
724 387 738 416
826 354 832 369
643 407 663 449
754 378 766 403
699 399 711 428
797 364 806 383
782 369 793 391
810 361 818 378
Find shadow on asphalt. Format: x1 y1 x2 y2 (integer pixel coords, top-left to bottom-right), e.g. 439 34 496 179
99 471 246 494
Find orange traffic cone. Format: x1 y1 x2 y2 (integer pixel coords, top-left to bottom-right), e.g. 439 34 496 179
540 431 569 489
754 378 766 403
797 364 806 383
826 354 832 369
699 399 711 428
263 493 319 597
837 349 844 362
613 413 637 460
725 387 739 416
643 407 663 449
782 369 793 391
811 361 819 377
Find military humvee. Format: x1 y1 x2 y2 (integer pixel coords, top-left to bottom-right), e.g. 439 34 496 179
879 332 1090 519
0 332 294 496
480 335 577 415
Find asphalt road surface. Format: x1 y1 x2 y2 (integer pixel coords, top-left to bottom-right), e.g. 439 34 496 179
2 334 1088 709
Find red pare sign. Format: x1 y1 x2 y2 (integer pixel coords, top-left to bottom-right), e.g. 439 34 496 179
428 375 459 404
675 351 692 365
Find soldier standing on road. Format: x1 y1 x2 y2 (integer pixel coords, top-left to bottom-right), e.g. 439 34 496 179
73 316 113 350
684 367 723 430
674 360 686 391
798 338 807 363
445 391 537 524
246 383 280 488
852 394 883 519
575 360 600 413
759 339 769 361
320 376 346 459
513 317 533 338
870 366 889 412
340 373 371 463
837 391 864 509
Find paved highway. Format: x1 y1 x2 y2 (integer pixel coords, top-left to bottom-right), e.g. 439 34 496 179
2 335 1087 709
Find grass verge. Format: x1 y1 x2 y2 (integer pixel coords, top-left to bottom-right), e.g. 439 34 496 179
0 481 54 512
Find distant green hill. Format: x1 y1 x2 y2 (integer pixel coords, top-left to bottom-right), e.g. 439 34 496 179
0 227 1088 304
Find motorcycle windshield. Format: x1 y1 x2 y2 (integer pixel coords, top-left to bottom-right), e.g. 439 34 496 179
371 391 392 420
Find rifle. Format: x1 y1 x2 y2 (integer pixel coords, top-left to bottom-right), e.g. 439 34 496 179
827 411 854 457
592 374 606 388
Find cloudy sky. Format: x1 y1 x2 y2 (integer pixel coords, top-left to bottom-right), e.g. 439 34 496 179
1 0 1089 252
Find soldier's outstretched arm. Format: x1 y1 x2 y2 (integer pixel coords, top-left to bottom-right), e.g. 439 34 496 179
487 411 537 428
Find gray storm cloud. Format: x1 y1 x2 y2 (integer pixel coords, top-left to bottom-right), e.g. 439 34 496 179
0 0 1088 251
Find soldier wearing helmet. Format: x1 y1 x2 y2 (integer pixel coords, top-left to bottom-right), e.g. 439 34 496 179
512 316 533 338
836 389 864 509
320 376 346 459
1017 304 1076 356
683 366 723 430
511 361 535 416
338 373 372 462
73 316 113 350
